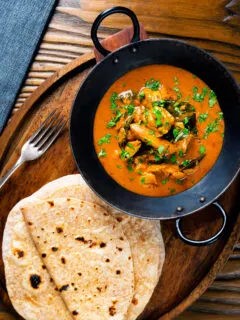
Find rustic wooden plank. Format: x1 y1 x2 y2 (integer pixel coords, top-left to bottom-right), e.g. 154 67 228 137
177 310 240 319
216 260 240 280
189 300 240 315
57 0 240 45
210 279 240 292
200 290 240 305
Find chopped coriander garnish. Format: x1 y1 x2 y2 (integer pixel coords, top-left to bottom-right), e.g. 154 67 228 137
174 77 179 85
173 87 179 92
198 113 208 123
98 133 111 146
144 138 152 146
183 116 189 125
193 74 197 79
181 159 192 167
130 177 135 181
148 129 156 136
217 111 224 120
173 101 180 107
152 107 162 127
110 92 118 110
208 90 217 108
107 119 117 128
140 177 146 184
203 119 220 139
161 178 168 184
127 157 133 165
98 149 107 158
158 145 165 154
139 91 145 100
117 165 122 169
123 104 135 116
145 78 160 91
154 153 161 161
138 157 144 163
192 87 208 102
176 179 183 185
202 87 208 96
173 128 179 139
127 165 134 172
179 150 184 157
120 149 130 160
170 154 177 164
169 188 176 194
122 83 126 87
177 93 182 99
191 178 195 184
127 142 135 150
175 128 189 142
107 110 122 128
185 95 191 101
137 170 143 175
152 99 166 107
174 106 181 115
221 132 224 137
199 145 206 155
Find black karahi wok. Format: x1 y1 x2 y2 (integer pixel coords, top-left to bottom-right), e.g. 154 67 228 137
70 7 240 246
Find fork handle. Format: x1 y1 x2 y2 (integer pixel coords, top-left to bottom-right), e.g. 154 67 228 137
0 157 24 189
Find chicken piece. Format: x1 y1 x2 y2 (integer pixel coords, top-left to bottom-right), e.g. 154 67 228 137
127 129 136 141
135 162 148 172
118 128 127 148
124 140 141 158
116 115 133 131
183 168 197 175
171 171 186 179
174 122 184 130
147 164 186 179
141 86 173 105
130 124 175 153
147 106 174 135
133 104 174 133
141 172 158 185
175 134 193 153
118 90 133 104
133 106 145 123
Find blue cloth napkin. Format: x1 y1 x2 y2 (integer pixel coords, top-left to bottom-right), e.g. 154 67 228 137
0 0 57 133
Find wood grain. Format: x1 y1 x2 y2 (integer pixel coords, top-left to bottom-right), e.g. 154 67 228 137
2 0 240 319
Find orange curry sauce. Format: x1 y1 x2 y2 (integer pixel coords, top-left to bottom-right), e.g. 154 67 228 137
94 65 224 197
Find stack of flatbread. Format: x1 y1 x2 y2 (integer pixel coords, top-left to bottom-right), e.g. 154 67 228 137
3 175 165 320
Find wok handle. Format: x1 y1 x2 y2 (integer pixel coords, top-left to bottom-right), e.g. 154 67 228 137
175 202 227 246
91 6 140 57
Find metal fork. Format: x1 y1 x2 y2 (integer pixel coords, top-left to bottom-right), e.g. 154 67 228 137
0 111 67 188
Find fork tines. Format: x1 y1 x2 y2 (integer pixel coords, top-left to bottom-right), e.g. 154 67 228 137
29 110 67 152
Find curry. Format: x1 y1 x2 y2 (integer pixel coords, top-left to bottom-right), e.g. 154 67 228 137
94 65 224 197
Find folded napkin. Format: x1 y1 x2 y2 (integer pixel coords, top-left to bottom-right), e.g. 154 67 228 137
0 0 57 133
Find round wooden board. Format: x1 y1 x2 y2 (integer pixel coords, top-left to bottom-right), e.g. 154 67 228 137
0 51 239 320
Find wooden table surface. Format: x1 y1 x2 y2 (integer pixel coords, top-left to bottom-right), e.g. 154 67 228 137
6 0 240 319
